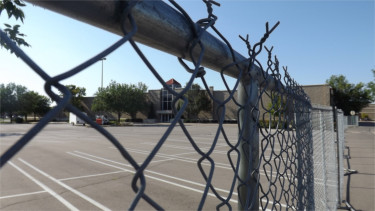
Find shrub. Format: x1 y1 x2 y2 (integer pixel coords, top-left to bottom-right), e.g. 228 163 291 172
360 113 369 120
15 117 24 123
259 120 290 129
125 118 143 123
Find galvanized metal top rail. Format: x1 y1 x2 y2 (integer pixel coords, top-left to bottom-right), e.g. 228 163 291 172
26 0 281 88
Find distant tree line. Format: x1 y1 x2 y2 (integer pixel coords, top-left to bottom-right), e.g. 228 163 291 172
59 84 87 111
0 81 150 124
177 83 212 120
92 81 148 122
326 69 375 115
4 71 372 124
0 83 50 122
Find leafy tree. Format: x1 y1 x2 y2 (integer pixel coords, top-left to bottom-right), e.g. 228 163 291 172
0 83 16 121
367 69 375 101
1 83 51 122
178 84 212 120
0 0 30 53
33 95 51 119
0 82 27 122
267 92 286 118
60 85 86 111
326 74 373 115
18 91 50 121
18 90 38 121
92 81 148 122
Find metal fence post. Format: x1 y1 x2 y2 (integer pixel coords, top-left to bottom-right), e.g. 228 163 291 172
295 107 304 210
319 110 329 209
333 106 342 206
238 77 259 211
306 108 315 210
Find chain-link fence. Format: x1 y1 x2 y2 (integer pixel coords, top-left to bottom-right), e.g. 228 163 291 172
1 1 347 210
311 105 346 210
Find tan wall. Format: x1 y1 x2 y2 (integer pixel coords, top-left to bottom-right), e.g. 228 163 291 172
81 84 332 122
212 90 238 121
360 104 375 120
302 84 331 106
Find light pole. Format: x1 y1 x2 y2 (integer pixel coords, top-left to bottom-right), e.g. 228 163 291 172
100 58 106 89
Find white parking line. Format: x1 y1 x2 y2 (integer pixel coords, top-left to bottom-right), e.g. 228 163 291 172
73 151 237 196
169 150 201 156
140 142 229 154
68 151 289 209
18 158 111 211
109 146 233 170
110 146 331 184
8 161 79 211
59 170 125 181
124 136 230 147
0 191 47 199
67 151 238 203
169 146 235 156
148 158 175 164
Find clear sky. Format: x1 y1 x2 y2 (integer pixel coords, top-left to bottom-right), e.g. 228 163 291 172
1 0 374 97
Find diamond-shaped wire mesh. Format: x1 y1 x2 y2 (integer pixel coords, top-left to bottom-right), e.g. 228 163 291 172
1 1 345 210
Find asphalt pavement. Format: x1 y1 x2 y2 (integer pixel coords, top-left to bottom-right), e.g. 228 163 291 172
0 123 374 210
339 123 375 211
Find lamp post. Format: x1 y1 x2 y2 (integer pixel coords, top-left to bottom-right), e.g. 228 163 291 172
100 57 106 89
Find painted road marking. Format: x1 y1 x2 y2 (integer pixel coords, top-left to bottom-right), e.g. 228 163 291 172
0 191 47 199
59 170 125 181
109 146 233 170
67 151 238 204
73 151 237 196
69 151 289 209
8 161 79 211
18 158 111 211
107 146 308 183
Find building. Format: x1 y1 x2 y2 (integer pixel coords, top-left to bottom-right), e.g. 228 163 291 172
147 79 333 123
360 104 375 120
72 79 332 123
157 79 182 122
302 84 332 107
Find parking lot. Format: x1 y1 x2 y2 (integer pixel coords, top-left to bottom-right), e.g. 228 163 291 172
1 123 245 210
1 123 373 210
340 124 375 211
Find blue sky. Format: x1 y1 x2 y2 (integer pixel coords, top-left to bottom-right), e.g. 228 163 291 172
1 0 374 97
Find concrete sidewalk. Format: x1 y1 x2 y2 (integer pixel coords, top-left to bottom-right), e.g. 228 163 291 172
340 125 375 211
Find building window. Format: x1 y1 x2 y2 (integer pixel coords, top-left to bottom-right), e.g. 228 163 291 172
161 89 173 111
158 79 182 122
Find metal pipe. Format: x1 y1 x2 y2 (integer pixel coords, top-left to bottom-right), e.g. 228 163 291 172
319 110 329 209
333 106 342 206
296 108 304 210
238 76 259 210
25 0 281 90
100 57 106 89
25 1 239 77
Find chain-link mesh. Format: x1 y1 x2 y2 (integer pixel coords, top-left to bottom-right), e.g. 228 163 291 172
336 109 345 206
311 105 343 210
1 1 345 210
